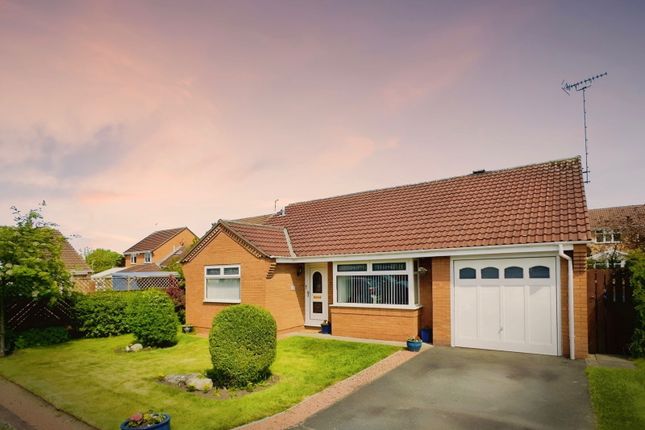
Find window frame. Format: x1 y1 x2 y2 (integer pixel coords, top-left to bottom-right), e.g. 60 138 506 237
130 254 137 264
332 260 418 308
204 264 241 304
144 252 152 263
594 229 621 244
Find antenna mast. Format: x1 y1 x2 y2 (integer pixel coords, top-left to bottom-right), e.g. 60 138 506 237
561 72 607 184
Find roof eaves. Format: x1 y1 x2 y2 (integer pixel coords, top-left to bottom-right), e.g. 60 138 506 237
218 220 269 258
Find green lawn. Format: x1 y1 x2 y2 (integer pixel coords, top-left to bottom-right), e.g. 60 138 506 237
0 334 398 430
587 359 645 430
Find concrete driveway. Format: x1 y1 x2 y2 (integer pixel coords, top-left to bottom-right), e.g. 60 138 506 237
295 347 594 430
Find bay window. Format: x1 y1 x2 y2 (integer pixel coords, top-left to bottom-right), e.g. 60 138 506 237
204 265 241 303
334 260 418 307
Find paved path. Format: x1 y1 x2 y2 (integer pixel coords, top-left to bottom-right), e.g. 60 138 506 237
295 347 595 430
0 377 95 430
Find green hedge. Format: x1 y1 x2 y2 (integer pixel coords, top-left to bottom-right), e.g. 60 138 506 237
127 290 179 347
628 251 645 357
208 304 277 388
73 291 135 337
15 326 70 349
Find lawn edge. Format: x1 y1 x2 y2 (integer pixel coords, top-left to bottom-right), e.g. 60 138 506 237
0 375 97 430
235 346 427 430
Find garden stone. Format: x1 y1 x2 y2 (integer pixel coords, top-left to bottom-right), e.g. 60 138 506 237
164 373 199 386
186 376 213 392
126 343 143 352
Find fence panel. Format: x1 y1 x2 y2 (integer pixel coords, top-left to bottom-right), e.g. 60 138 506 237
587 268 636 355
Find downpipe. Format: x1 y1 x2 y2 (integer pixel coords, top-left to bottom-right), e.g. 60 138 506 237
559 244 575 360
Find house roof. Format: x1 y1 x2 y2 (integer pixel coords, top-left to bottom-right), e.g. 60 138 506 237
588 204 645 231
59 235 92 274
222 221 293 257
184 157 590 261
124 227 193 254
119 263 163 273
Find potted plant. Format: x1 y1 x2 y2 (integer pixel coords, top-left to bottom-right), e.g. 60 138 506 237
406 336 423 352
120 411 171 430
320 320 331 335
182 324 193 334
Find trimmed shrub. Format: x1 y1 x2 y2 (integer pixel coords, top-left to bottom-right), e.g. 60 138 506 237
14 326 69 349
628 251 645 357
127 290 179 347
208 304 277 388
73 291 134 337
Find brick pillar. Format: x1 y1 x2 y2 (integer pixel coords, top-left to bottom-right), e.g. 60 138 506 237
432 257 451 346
573 244 588 359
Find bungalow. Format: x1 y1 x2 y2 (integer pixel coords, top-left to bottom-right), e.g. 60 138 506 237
588 204 645 267
124 227 197 268
183 157 591 358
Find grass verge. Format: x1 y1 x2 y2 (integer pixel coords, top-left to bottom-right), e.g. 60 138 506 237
586 359 645 430
0 334 398 430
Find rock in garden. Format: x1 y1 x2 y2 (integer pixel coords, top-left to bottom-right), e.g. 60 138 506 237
186 376 213 392
126 343 143 352
164 373 199 385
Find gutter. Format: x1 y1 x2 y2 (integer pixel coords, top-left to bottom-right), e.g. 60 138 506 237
559 244 575 360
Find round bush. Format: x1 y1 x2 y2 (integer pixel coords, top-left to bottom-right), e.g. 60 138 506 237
127 290 179 347
209 304 277 388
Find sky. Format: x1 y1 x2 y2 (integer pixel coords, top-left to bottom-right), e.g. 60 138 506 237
1 0 644 253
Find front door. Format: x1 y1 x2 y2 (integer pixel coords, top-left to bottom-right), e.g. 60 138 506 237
306 264 328 326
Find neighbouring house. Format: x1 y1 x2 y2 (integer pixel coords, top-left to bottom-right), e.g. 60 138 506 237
124 227 197 268
182 157 591 358
58 234 93 291
588 204 645 267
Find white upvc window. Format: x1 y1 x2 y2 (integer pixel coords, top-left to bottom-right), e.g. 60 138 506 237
204 265 241 303
594 229 621 243
130 254 137 264
333 260 417 307
144 252 152 263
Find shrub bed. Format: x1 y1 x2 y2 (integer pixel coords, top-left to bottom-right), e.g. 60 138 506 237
209 304 277 388
14 326 70 349
127 290 179 347
73 291 134 337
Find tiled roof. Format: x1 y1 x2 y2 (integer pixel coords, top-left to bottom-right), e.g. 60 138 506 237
124 227 191 253
232 214 273 225
119 263 163 273
186 157 590 260
60 236 92 273
222 221 293 257
589 204 645 230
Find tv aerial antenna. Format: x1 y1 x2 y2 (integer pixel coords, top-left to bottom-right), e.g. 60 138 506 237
561 72 607 184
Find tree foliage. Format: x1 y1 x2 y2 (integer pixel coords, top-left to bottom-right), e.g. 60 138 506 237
628 250 645 357
0 204 73 355
85 248 124 273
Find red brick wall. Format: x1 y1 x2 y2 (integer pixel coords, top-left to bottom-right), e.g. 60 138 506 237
432 257 451 346
330 306 420 341
560 245 589 359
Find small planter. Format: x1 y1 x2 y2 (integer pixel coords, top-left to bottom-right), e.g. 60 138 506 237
406 339 423 352
182 324 194 334
120 414 170 430
320 321 331 335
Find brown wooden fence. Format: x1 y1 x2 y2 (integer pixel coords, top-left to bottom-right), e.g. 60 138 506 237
588 268 636 355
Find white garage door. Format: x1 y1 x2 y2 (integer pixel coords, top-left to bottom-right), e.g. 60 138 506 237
453 257 558 355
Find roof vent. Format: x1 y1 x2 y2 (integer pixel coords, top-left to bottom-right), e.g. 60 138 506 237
472 169 486 175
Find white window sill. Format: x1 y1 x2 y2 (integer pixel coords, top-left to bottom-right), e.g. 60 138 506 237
330 303 422 310
203 299 241 304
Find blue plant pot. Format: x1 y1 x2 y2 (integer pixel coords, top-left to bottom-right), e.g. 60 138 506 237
320 324 331 334
420 328 432 343
407 340 423 352
120 414 170 430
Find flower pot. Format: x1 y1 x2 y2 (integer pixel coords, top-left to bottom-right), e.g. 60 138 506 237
320 324 331 335
420 328 432 343
406 340 423 352
120 414 171 430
